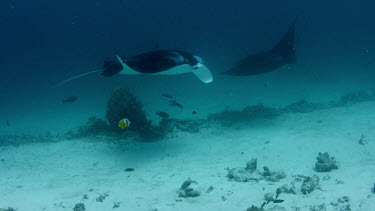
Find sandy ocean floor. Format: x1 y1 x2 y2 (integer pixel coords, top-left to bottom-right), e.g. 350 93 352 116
1 99 375 211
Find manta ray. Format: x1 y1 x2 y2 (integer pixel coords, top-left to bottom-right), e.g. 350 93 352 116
52 50 213 88
222 18 298 76
113 50 213 83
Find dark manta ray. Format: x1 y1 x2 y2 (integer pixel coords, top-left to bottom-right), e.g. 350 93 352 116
113 50 213 83
52 50 212 88
222 18 297 76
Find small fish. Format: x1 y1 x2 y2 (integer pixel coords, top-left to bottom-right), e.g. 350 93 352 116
192 111 197 115
124 168 135 172
62 96 78 104
118 118 131 129
6 120 10 127
169 100 183 109
161 93 173 98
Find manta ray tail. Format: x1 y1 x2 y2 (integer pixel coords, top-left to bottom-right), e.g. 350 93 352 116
51 69 103 88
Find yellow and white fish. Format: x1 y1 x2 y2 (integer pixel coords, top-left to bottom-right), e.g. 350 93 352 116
118 118 131 129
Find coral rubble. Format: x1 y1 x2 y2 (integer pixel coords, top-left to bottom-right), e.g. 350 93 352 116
227 159 286 182
301 175 320 194
178 178 200 198
314 152 339 172
73 203 85 211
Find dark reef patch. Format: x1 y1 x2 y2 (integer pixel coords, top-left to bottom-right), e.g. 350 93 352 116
3 89 375 146
208 104 279 126
66 88 375 141
334 90 375 106
280 100 326 113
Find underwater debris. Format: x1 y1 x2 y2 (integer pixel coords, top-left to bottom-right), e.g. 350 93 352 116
82 194 88 200
301 175 320 194
178 178 200 198
358 134 367 145
96 193 109 202
73 202 85 211
314 152 339 172
192 110 197 115
62 96 78 104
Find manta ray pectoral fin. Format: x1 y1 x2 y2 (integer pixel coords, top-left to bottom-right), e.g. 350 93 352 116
191 63 213 83
116 54 126 68
116 54 141 75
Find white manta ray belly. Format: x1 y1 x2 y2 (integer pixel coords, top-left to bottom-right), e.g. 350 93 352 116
118 62 191 75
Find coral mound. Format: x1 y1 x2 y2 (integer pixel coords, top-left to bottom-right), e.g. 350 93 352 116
106 88 149 133
314 152 339 172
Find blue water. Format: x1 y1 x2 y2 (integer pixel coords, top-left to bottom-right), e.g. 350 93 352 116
1 1 375 210
0 0 374 131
